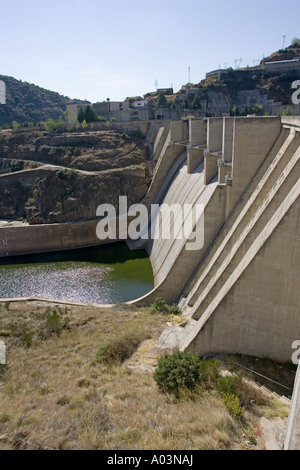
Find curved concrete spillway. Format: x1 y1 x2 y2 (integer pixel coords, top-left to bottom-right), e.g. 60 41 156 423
128 119 226 306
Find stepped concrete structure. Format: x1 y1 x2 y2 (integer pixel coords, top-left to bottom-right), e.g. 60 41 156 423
129 116 299 367
130 115 300 449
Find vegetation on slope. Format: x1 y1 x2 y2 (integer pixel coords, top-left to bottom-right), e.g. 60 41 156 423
0 75 87 127
0 300 293 450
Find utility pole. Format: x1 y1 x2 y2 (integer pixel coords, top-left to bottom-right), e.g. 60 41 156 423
282 34 286 49
234 58 243 69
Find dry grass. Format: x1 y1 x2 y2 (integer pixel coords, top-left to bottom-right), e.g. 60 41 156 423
0 301 290 450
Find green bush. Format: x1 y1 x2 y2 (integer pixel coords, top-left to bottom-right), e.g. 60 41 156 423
149 298 170 314
169 304 181 315
154 351 201 396
44 118 64 133
149 298 181 316
222 393 245 419
217 374 241 396
56 168 76 180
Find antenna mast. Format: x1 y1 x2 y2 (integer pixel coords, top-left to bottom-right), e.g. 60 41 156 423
282 34 286 49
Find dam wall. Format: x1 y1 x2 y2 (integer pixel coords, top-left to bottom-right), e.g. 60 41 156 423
126 116 300 368
0 219 114 257
178 118 300 363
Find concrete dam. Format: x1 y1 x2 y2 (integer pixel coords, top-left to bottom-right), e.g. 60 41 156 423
130 116 300 365
0 116 299 364
1 116 300 449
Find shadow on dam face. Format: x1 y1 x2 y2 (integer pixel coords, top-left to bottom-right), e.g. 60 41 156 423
0 242 154 305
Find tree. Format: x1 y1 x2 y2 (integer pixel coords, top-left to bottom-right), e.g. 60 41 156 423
283 107 292 116
84 105 98 123
192 94 201 110
77 107 85 124
157 91 167 108
227 67 235 79
182 97 189 109
249 104 264 116
64 108 76 125
44 118 64 132
171 101 176 110
291 37 300 47
12 120 21 130
229 105 240 116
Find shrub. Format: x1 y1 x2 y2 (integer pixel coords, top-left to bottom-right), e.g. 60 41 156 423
10 160 23 172
56 168 76 180
222 393 245 419
26 197 35 206
44 118 64 133
39 310 70 339
154 351 201 396
94 332 148 365
149 298 181 316
169 304 181 315
199 359 221 388
217 374 241 396
21 331 34 349
283 107 292 116
149 298 170 314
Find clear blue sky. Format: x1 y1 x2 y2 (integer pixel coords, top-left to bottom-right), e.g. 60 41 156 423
1 0 299 103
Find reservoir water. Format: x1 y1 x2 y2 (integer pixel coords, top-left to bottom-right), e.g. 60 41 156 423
0 243 154 304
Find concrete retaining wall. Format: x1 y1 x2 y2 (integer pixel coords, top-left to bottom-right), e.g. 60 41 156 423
0 219 113 257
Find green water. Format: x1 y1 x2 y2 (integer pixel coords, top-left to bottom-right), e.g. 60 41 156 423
0 243 154 304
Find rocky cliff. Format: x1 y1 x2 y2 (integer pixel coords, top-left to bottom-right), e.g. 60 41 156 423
0 129 150 224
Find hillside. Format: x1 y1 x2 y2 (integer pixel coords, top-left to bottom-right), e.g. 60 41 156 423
0 75 88 127
0 299 292 450
0 129 150 224
261 41 300 63
144 42 300 114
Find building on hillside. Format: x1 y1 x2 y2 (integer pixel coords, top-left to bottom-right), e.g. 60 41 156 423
206 58 300 81
66 103 90 125
264 58 300 74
